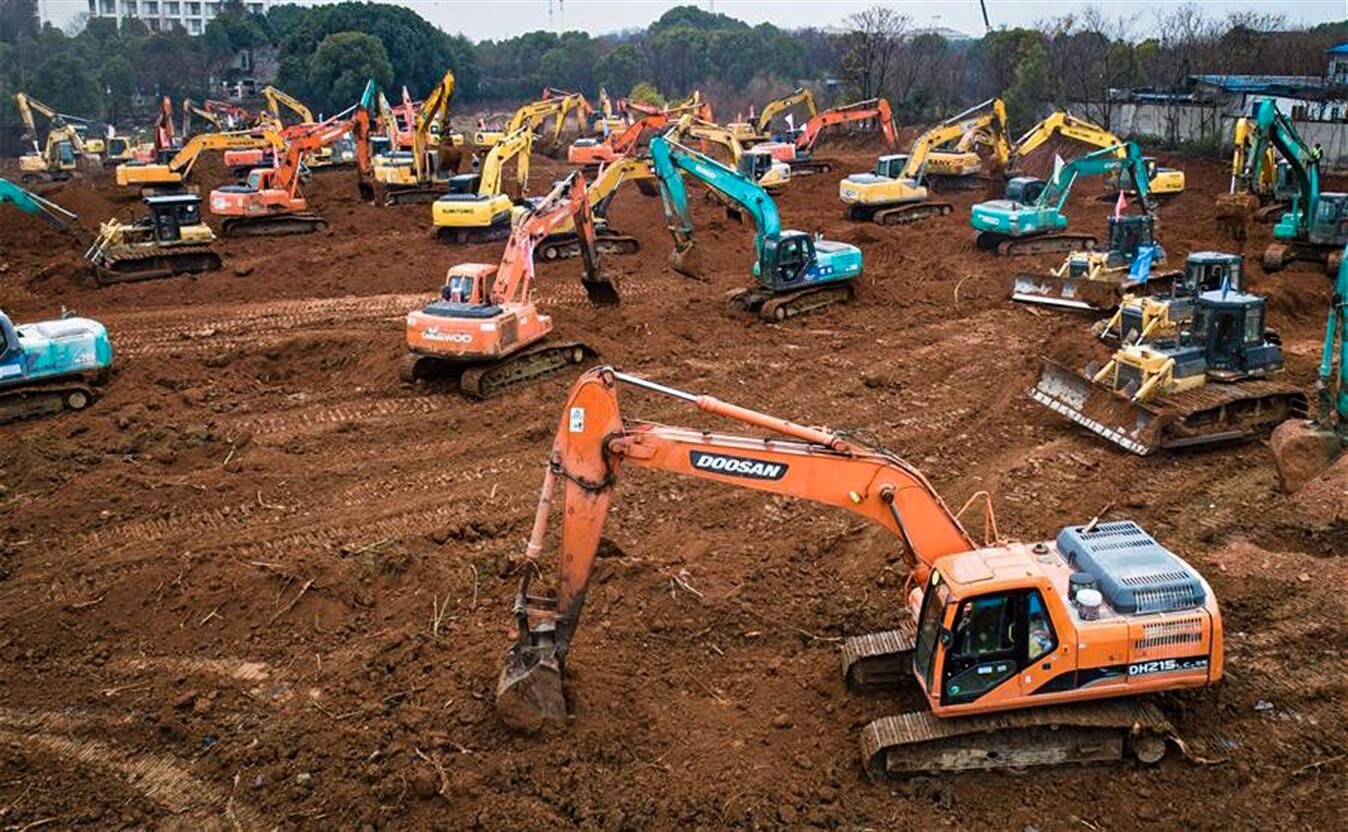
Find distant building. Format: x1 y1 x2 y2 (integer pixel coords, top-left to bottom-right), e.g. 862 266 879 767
1328 44 1348 87
85 0 268 36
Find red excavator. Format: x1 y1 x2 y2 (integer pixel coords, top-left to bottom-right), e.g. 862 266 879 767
755 98 898 175
568 111 682 167
208 105 374 236
496 367 1225 776
403 171 620 398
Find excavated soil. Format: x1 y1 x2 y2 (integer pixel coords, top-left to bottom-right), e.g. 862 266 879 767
0 138 1345 830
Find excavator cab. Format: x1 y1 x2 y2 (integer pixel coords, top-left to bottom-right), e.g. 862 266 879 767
1005 176 1047 204
874 155 908 179
1309 193 1348 246
1187 291 1282 377
759 232 817 290
447 173 481 196
1104 215 1157 260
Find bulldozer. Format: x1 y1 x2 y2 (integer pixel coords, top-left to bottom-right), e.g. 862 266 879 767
1097 252 1245 344
1032 289 1306 454
496 366 1223 775
85 193 222 285
1008 214 1178 310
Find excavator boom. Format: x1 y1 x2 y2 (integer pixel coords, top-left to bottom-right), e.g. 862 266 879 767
796 98 898 152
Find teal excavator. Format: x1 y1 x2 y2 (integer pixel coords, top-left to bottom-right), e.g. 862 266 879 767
0 177 76 228
970 142 1156 256
648 135 863 321
1272 244 1347 491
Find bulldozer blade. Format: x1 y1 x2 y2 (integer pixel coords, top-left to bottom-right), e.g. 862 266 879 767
581 271 621 306
495 647 566 733
1009 273 1112 311
1029 359 1164 455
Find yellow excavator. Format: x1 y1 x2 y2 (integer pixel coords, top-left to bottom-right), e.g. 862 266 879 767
14 92 89 184
432 125 532 242
1010 111 1185 197
728 86 818 145
838 99 1010 225
115 129 282 197
262 85 334 167
667 115 791 191
475 93 590 150
1215 115 1285 238
373 70 461 204
594 87 627 135
180 99 223 137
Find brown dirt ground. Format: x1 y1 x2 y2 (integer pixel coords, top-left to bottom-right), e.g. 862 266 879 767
0 131 1345 831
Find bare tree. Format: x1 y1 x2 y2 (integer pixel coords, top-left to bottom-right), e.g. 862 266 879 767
839 7 910 100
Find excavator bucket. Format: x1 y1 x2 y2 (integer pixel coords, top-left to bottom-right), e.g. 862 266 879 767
1029 359 1165 455
669 241 705 280
495 644 566 733
1214 193 1257 241
581 270 621 306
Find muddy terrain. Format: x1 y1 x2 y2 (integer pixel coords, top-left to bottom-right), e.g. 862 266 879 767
0 133 1343 830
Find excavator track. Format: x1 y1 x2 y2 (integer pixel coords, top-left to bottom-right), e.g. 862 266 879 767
537 229 640 261
1031 359 1308 455
859 202 954 226
732 282 855 322
91 246 222 285
981 232 1100 257
221 213 327 237
860 699 1176 780
789 160 832 176
841 622 917 692
383 187 448 206
406 342 598 399
436 223 513 245
0 380 98 424
1262 242 1338 275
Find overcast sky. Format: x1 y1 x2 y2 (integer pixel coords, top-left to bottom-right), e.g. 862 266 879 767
40 0 1348 41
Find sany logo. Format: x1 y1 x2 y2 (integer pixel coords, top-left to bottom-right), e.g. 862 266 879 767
689 451 788 481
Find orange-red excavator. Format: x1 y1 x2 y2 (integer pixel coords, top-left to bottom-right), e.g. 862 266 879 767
567 111 683 167
208 112 372 236
403 171 620 398
496 367 1225 776
755 98 898 176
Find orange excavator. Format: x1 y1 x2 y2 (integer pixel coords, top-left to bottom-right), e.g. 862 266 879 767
207 104 373 236
755 98 898 176
567 110 689 167
403 171 620 398
496 367 1225 775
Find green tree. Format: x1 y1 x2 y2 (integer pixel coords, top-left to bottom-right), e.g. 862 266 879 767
305 32 393 114
594 44 645 95
628 81 665 106
1005 40 1049 131
32 51 100 115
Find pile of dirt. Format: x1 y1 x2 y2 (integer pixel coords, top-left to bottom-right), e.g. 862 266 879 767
0 134 1343 830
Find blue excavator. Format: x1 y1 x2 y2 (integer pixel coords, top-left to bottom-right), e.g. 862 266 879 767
648 135 863 321
0 309 114 423
0 177 76 229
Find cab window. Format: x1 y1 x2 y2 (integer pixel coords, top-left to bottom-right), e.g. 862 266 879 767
954 595 1014 658
1026 592 1057 662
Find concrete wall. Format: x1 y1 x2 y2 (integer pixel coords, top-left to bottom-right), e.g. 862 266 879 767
1091 98 1348 171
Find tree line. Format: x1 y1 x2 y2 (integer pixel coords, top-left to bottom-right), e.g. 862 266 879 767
2 1 1346 134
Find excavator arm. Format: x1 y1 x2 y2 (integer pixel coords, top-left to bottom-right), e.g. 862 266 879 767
496 366 975 730
181 99 222 136
900 98 1007 181
1038 141 1155 215
796 99 897 152
413 70 455 181
167 129 283 179
1011 112 1123 166
649 135 780 274
756 87 818 134
0 177 77 228
668 114 747 163
478 126 532 199
263 85 315 125
489 172 602 307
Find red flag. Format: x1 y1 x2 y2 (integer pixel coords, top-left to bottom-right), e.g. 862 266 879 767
1114 189 1127 220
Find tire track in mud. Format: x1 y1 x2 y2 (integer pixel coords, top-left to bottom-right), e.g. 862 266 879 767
0 709 266 828
224 394 449 444
104 293 425 358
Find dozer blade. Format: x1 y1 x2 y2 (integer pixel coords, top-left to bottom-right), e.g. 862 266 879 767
495 645 565 733
1009 273 1113 311
1029 359 1164 455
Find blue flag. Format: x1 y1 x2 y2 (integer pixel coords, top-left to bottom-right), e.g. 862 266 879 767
1130 245 1156 283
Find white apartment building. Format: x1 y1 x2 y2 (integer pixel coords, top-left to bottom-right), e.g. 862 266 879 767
85 0 268 36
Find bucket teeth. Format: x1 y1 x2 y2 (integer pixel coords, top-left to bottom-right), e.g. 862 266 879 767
495 646 566 733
